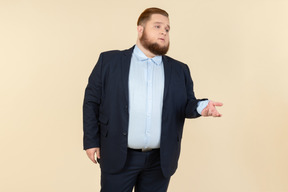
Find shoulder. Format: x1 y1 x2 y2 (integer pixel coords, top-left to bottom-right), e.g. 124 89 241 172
100 46 134 59
101 49 122 56
95 47 134 66
94 46 134 70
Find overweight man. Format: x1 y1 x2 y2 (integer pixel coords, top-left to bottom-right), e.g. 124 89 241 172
83 7 222 192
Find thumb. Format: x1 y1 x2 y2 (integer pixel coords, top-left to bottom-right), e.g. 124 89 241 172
96 148 101 159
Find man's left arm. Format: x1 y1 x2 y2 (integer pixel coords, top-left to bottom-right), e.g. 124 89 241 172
184 64 222 118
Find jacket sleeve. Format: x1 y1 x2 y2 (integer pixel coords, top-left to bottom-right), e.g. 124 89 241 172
83 53 103 150
183 64 208 118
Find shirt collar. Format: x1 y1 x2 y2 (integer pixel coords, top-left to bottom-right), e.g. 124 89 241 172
133 45 162 65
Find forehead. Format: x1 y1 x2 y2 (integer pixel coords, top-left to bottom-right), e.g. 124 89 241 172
147 14 170 26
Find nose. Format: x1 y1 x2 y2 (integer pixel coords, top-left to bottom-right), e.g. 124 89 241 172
161 29 167 36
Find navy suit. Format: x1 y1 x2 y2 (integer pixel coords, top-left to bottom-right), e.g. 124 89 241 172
83 46 206 178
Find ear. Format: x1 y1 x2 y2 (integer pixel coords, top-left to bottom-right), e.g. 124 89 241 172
137 25 144 34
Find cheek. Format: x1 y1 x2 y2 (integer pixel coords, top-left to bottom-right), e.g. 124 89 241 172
165 36 170 43
150 35 159 42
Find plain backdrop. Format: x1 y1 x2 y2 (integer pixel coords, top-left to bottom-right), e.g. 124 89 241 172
1 0 288 192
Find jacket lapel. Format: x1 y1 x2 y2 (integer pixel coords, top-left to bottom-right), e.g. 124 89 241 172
162 55 172 100
121 46 134 103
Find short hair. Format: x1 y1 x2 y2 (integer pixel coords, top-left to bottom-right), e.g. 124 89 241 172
137 7 169 26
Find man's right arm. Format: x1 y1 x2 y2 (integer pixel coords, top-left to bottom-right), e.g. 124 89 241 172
83 53 103 150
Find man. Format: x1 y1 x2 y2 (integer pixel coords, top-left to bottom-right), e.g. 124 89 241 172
83 7 222 192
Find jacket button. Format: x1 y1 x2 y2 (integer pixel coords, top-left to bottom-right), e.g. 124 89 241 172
123 132 127 136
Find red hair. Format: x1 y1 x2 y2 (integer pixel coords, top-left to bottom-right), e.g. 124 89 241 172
137 7 169 26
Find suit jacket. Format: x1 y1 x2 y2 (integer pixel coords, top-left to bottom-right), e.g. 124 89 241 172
83 46 207 178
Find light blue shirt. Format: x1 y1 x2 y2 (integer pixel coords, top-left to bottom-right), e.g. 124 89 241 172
128 45 208 149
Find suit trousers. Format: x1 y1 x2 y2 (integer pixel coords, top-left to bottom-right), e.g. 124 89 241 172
100 148 171 192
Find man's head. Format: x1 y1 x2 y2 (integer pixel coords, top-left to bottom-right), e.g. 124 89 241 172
136 8 170 57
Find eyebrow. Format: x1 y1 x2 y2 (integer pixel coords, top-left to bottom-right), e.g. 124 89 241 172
153 22 170 29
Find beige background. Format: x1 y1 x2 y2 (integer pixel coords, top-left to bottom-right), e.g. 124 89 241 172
1 0 288 191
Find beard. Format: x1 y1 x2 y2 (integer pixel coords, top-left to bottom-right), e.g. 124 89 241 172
140 30 170 56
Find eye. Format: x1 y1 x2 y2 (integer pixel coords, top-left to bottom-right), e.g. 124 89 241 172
155 25 160 29
165 29 170 33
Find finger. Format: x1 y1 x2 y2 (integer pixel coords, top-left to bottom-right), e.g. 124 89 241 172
212 111 222 117
96 148 101 159
212 102 223 106
86 150 97 164
89 154 97 164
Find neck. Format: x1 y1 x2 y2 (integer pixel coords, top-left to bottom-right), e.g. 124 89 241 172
136 40 156 58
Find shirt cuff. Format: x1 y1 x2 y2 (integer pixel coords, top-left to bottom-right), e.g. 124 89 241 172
197 100 209 115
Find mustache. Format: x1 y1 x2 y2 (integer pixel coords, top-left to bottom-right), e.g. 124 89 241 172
140 32 169 56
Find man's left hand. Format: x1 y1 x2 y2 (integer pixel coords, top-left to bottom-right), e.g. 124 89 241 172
201 101 223 117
